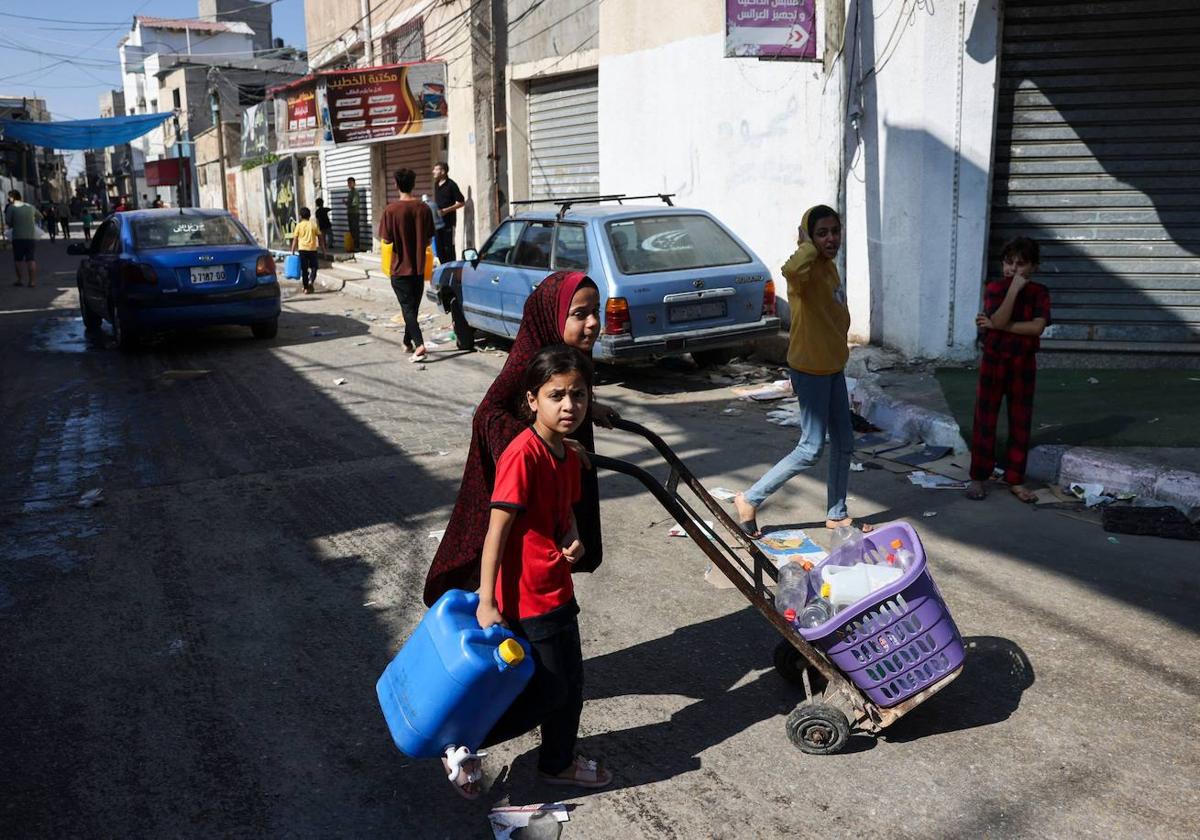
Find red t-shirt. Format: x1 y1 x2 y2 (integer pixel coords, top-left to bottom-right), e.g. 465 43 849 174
490 427 581 621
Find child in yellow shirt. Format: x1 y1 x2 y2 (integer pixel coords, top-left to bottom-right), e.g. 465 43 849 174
291 207 325 294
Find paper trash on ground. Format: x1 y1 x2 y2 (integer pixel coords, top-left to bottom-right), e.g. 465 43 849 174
766 405 802 427
428 529 446 542
733 379 793 401
1070 482 1109 507
850 461 865 472
488 803 569 840
907 471 968 490
708 486 738 502
668 520 714 538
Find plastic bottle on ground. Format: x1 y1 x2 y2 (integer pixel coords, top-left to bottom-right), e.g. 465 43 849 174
798 582 834 629
775 559 814 618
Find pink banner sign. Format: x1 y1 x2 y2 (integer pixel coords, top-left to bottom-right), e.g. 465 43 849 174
725 0 817 59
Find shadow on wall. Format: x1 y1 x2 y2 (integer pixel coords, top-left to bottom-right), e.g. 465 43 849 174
988 0 1200 349
848 0 1199 355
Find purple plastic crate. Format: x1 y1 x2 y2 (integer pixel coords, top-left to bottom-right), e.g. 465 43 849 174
797 520 964 707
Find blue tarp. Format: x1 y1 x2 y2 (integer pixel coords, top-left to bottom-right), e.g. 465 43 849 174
0 112 173 150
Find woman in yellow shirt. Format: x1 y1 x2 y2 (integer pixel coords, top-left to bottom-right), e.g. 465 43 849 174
735 205 870 538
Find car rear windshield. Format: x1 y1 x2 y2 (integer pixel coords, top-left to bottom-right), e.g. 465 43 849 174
133 215 249 249
605 215 752 275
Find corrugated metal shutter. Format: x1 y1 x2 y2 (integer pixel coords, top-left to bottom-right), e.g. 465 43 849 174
321 145 373 249
382 138 433 205
990 0 1200 352
527 72 598 201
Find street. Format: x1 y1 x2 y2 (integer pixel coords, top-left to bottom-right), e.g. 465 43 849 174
2 240 1198 839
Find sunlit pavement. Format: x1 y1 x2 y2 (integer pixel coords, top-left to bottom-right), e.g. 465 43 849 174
2 239 1197 838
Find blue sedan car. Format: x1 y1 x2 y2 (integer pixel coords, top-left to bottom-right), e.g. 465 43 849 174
71 208 281 350
430 203 780 364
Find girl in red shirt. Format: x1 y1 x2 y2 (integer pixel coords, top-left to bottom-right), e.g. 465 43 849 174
446 345 612 798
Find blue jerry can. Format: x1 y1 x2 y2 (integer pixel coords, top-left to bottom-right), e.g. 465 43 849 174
283 254 302 279
376 590 534 758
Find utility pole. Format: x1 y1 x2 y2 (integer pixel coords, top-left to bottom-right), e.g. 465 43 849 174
209 70 228 210
360 0 374 64
172 111 186 207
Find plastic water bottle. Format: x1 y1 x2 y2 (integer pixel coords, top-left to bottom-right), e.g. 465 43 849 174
828 525 864 565
888 538 915 571
798 582 834 628
775 559 813 617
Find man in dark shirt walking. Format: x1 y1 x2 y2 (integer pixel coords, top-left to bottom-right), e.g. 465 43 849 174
315 198 333 255
344 177 362 251
431 161 465 262
378 168 435 362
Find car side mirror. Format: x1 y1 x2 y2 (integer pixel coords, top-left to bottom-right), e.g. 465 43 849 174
463 248 479 265
66 243 88 256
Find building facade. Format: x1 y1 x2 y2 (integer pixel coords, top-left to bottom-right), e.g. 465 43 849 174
296 0 1199 360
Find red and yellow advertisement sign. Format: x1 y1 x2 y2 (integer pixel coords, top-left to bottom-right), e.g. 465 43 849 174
323 62 447 144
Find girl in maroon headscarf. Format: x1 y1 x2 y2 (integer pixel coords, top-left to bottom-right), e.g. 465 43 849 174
424 271 613 607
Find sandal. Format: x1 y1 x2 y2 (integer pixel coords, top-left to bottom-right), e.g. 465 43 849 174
539 755 612 789
965 481 987 501
442 745 484 800
1009 484 1037 504
733 493 762 539
825 518 875 532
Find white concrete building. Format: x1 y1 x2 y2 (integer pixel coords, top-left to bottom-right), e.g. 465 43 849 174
118 15 259 205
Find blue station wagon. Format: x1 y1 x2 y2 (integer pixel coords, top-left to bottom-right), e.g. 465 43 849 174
71 208 281 350
431 201 780 364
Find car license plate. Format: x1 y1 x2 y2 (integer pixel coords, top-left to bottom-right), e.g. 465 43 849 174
669 300 726 323
190 266 226 285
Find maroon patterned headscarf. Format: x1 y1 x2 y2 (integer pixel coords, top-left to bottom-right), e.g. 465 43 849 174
424 271 601 605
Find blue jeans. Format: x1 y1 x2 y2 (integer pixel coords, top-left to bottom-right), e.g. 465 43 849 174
744 369 854 521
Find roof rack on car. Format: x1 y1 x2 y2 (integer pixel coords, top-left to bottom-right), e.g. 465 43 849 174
510 193 676 220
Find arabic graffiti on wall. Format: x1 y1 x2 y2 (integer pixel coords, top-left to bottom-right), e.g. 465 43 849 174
725 0 817 59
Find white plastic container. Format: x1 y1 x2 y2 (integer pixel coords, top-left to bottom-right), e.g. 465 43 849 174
821 562 904 611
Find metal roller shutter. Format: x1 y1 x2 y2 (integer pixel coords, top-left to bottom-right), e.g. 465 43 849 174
382 138 433 205
990 0 1200 353
527 72 599 201
321 145 373 249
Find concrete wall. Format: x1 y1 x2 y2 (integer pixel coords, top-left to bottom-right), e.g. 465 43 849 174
595 0 842 312
201 0 274 53
235 165 269 246
507 0 598 66
842 0 1001 360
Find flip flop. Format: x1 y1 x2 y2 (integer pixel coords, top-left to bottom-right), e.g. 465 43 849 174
738 518 762 540
410 351 427 363
442 746 483 801
539 755 612 789
825 519 875 532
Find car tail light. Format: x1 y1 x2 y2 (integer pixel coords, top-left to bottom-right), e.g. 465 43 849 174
763 279 777 317
256 255 276 277
122 262 157 285
604 297 631 335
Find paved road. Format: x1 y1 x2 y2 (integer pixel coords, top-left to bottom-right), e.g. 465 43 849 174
2 240 1197 839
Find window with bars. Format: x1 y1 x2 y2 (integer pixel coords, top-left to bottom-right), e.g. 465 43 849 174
382 17 424 64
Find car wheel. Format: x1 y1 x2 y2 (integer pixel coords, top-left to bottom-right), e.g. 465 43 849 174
111 301 138 352
251 318 279 340
692 348 735 367
79 285 101 330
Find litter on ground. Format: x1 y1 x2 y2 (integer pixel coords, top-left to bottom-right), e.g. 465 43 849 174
922 510 938 518
733 379 793 401
907 470 968 490
76 488 105 508
708 487 738 502
850 461 865 472
333 378 347 386
428 529 446 542
488 803 569 840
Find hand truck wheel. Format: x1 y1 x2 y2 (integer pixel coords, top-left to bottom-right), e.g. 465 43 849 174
785 702 850 755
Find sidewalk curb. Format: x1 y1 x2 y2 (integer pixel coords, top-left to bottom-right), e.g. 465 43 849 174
849 374 1200 516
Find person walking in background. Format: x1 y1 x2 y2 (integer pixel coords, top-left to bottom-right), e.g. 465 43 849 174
291 207 324 295
152 196 164 209
734 205 871 539
6 190 42 287
43 204 57 242
966 236 1052 503
344 177 361 251
315 197 333 255
81 207 93 244
431 161 465 263
378 168 434 361
58 203 71 239
113 195 129 213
